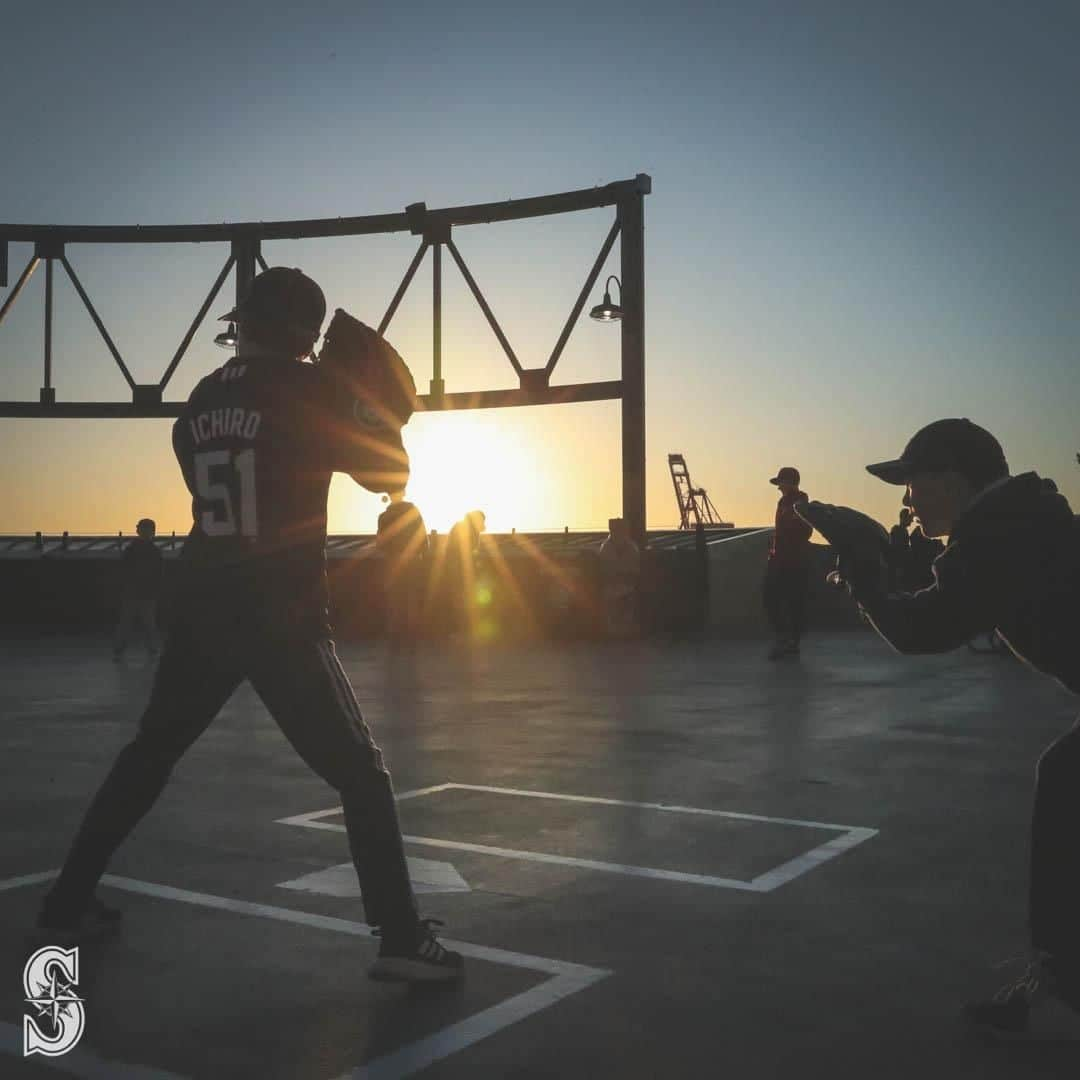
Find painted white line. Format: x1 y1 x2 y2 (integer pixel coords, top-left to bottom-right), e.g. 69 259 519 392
447 783 863 831
278 858 470 897
277 784 879 893
273 784 451 829
98 874 373 938
0 868 57 892
0 870 610 1079
0 1020 186 1079
275 805 350 828
401 834 764 892
395 783 456 802
749 827 880 892
98 875 600 977
338 965 608 1080
277 784 870 834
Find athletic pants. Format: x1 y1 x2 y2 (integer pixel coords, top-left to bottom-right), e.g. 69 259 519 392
45 611 418 937
113 595 159 656
762 563 809 642
1030 717 1080 969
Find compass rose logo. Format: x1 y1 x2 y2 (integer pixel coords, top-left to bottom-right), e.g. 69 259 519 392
23 946 85 1057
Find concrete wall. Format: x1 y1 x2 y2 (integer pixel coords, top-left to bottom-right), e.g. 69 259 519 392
0 531 866 640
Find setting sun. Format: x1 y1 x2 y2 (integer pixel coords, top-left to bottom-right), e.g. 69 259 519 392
402 412 554 533
323 411 549 535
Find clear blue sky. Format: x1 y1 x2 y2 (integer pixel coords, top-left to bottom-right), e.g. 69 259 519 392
2 1 1077 533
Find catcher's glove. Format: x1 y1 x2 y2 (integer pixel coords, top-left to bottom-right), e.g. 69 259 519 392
318 309 417 432
376 499 429 570
794 501 890 597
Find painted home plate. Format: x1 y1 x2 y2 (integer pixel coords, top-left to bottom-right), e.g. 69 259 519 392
277 858 470 897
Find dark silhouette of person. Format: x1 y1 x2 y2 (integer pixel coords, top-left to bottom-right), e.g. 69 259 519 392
887 507 913 591
446 510 486 635
112 517 164 661
827 418 1080 1035
375 495 429 641
763 466 812 659
888 506 943 592
36 267 462 983
599 517 641 635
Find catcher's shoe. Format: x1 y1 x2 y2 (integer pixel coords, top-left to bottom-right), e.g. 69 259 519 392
34 894 123 945
964 953 1080 1039
369 918 464 984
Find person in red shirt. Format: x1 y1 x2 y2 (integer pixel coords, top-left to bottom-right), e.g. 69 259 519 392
763 466 812 659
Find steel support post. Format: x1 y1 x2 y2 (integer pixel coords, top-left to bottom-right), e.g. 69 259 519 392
431 242 444 397
232 235 259 313
42 257 54 402
0 256 39 326
619 186 647 544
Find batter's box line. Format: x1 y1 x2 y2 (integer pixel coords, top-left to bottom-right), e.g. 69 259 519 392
0 869 609 1080
277 783 878 893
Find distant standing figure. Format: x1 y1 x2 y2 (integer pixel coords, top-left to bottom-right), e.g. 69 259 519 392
376 495 429 640
888 507 915 591
113 518 163 661
889 506 944 593
763 467 812 659
599 517 641 635
447 510 487 634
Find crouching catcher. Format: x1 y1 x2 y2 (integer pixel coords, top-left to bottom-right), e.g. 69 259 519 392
798 418 1080 1037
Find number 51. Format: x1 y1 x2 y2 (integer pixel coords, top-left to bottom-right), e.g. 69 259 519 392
195 449 258 538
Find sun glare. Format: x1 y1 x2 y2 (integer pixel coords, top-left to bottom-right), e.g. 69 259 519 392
398 412 549 534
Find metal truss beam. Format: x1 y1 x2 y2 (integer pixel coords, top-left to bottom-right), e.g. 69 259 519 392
0 379 622 418
0 176 649 245
1 174 650 533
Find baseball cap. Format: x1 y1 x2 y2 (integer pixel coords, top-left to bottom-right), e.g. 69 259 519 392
218 267 326 341
866 418 1008 486
769 467 800 486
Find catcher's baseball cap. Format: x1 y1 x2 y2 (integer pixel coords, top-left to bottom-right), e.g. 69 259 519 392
769 467 800 486
866 418 1008 486
218 267 326 341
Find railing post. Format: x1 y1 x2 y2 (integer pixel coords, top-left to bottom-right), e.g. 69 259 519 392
432 238 444 397
619 175 650 546
232 233 259 312
35 239 63 405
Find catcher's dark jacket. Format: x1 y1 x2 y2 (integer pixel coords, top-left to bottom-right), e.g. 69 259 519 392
858 472 1080 695
172 354 408 635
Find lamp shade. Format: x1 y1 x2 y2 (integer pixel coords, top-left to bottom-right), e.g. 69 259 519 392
588 290 623 322
214 322 238 349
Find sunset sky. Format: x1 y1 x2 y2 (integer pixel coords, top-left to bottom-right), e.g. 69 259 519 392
1 2 1077 536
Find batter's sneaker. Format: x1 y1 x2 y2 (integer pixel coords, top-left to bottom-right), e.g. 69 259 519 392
34 893 123 945
369 918 464 983
964 952 1080 1039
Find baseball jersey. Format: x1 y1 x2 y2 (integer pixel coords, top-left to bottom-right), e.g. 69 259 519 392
172 354 408 633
